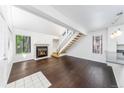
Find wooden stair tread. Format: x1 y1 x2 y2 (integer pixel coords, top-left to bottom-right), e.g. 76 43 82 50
51 52 60 58
57 32 83 54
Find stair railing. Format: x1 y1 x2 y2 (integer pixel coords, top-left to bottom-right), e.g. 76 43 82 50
56 30 75 53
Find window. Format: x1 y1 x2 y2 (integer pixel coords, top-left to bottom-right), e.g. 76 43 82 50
16 35 31 54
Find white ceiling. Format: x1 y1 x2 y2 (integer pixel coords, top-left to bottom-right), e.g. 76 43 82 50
11 6 66 36
52 5 124 32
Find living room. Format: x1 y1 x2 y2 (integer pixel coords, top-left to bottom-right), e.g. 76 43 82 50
0 5 124 89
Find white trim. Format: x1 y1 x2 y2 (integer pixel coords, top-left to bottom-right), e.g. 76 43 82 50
34 44 49 46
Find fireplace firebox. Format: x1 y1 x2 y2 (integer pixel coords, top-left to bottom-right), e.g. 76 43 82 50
36 46 48 58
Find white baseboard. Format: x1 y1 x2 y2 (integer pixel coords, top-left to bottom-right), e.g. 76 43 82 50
66 54 107 64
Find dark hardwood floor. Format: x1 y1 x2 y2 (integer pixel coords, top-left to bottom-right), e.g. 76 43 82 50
8 55 118 88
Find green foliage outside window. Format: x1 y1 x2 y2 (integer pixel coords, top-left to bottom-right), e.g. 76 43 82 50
16 35 31 54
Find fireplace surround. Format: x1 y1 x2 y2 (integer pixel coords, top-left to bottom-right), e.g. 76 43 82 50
36 46 48 58
34 44 49 60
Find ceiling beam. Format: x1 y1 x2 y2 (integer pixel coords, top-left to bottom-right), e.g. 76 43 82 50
15 5 87 35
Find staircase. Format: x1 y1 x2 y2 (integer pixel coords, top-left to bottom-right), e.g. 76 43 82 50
52 30 83 58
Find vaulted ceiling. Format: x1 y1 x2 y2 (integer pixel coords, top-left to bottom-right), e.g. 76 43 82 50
52 5 124 32
5 5 124 35
10 6 66 36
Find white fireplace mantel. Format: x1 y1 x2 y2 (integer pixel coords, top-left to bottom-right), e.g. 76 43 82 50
34 44 49 46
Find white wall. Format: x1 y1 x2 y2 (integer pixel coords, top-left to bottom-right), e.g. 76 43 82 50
114 25 124 45
0 13 5 59
106 27 117 62
53 39 59 52
107 24 124 50
106 24 124 62
13 29 56 62
0 12 13 87
0 12 7 87
67 29 107 63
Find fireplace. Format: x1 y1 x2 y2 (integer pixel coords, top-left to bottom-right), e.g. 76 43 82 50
36 46 48 58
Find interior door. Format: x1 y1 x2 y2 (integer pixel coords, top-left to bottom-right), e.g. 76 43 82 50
0 13 8 87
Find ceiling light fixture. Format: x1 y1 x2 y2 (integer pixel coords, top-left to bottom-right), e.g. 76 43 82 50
111 28 122 39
